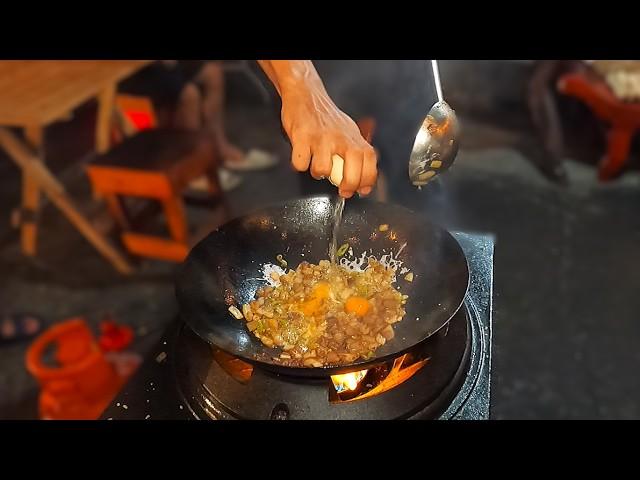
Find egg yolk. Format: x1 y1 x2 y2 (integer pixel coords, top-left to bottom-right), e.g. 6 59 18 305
345 296 371 317
299 282 330 316
313 282 330 299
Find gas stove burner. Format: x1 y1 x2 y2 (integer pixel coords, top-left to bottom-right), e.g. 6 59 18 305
175 298 482 420
100 232 493 421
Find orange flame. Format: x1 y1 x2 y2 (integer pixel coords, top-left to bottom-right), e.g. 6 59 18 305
331 354 429 402
331 369 368 393
353 355 428 401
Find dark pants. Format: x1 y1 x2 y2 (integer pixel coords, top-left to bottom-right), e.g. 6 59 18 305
119 61 207 110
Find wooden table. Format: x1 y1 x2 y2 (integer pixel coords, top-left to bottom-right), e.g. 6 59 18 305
0 60 151 274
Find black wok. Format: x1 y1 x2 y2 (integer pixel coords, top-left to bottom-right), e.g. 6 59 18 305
175 196 469 377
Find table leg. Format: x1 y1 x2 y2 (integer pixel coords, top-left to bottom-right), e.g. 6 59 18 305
0 127 133 274
21 126 43 256
96 84 116 154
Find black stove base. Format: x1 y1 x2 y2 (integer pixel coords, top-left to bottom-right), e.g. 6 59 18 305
175 300 474 420
101 232 493 420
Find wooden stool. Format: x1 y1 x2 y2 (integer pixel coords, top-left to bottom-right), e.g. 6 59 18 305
86 128 225 262
558 72 640 181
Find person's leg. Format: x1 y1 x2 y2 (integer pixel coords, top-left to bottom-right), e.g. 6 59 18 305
173 82 203 130
526 60 570 184
175 67 243 193
195 62 244 163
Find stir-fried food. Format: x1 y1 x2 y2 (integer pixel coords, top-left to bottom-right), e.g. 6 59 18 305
239 259 407 367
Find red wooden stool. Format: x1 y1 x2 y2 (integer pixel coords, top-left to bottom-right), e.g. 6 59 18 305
558 72 640 181
87 129 224 262
86 95 226 262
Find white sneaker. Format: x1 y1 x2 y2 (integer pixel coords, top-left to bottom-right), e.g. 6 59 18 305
218 168 243 192
224 149 279 172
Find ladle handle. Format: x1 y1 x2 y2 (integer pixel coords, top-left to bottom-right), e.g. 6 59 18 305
431 60 443 104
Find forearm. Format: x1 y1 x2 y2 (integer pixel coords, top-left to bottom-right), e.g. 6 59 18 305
257 60 328 100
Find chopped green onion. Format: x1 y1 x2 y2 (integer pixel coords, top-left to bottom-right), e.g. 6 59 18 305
337 243 350 257
276 254 288 268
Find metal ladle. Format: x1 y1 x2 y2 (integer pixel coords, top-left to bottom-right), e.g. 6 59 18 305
328 62 458 260
408 60 460 187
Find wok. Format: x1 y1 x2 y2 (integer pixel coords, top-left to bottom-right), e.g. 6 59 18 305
175 196 469 377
